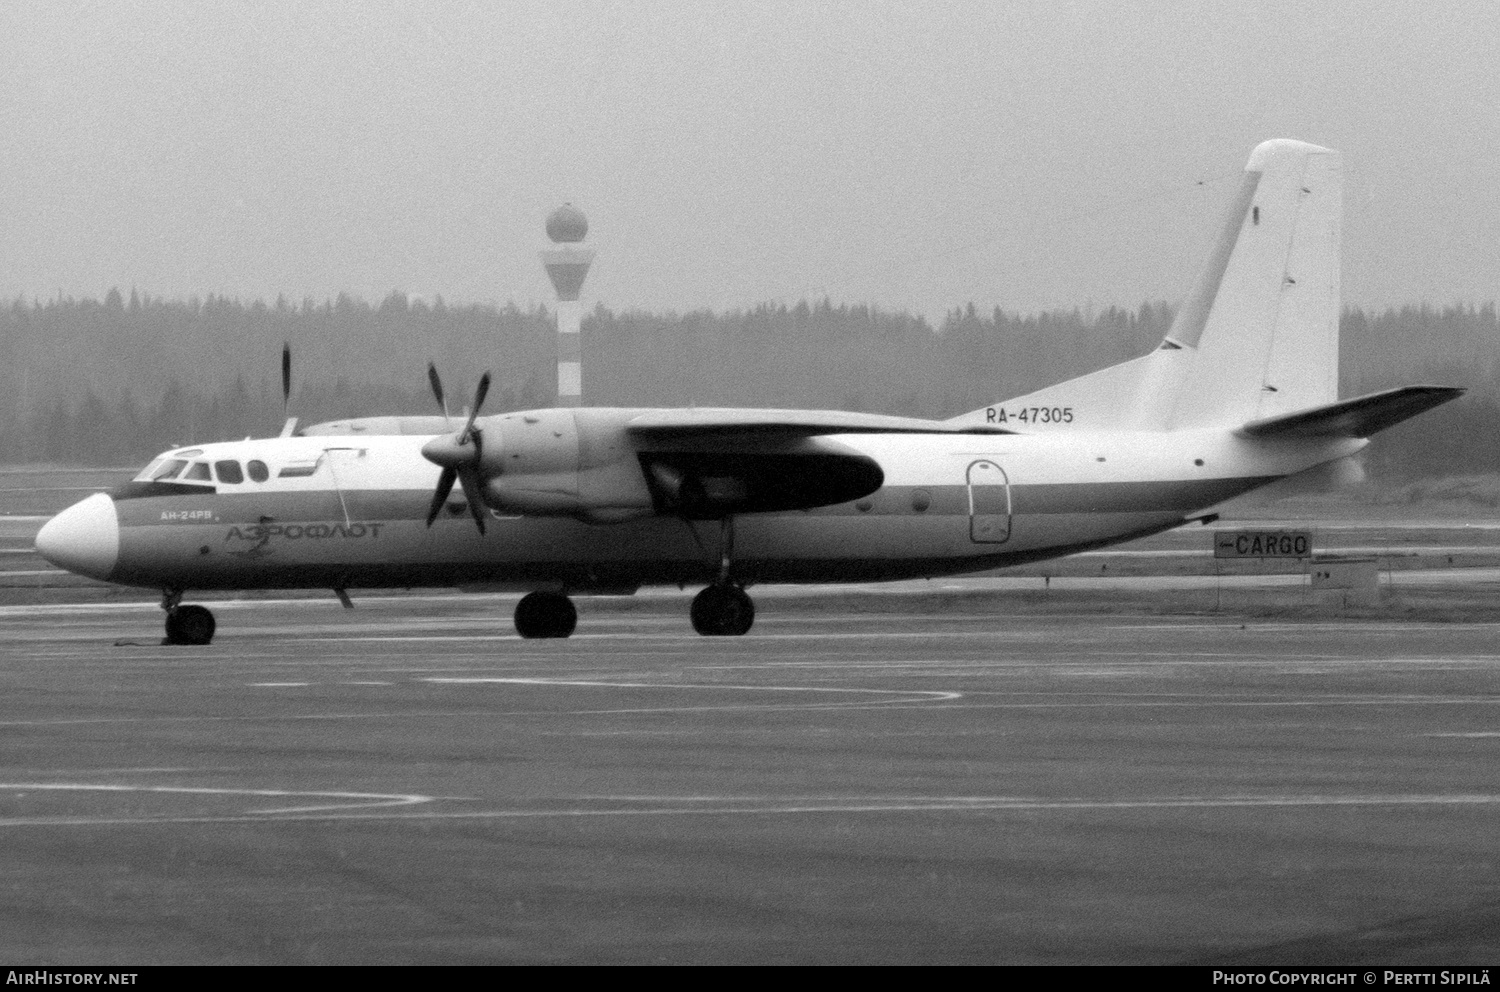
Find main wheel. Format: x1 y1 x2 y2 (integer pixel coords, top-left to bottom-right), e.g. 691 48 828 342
164 604 216 645
514 591 578 639
690 584 755 636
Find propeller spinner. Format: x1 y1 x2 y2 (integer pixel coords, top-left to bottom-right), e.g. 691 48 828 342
422 368 492 534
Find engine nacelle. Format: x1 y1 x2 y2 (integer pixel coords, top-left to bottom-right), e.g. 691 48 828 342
478 409 655 522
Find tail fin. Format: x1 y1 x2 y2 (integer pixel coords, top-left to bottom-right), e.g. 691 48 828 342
949 139 1341 432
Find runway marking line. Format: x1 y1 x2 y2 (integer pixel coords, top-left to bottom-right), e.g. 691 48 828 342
0 782 440 815
332 632 1045 643
1 791 1497 828
424 676 963 704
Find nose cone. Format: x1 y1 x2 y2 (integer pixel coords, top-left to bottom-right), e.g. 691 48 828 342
35 493 120 581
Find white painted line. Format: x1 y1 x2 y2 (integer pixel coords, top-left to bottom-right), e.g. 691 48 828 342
337 636 515 642
0 782 438 815
424 676 963 703
3 791 1497 828
939 696 1500 710
1426 732 1500 738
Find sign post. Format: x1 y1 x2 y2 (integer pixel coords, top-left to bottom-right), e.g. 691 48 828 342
1211 529 1315 611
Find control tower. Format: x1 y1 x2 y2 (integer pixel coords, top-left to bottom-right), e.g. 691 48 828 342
540 204 594 407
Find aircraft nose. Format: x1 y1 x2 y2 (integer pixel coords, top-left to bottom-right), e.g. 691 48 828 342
35 492 120 581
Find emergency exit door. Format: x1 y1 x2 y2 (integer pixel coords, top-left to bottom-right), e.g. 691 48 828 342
966 459 1011 543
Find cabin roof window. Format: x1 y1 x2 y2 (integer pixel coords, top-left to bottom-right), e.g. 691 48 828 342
215 460 244 484
247 460 269 483
172 448 204 458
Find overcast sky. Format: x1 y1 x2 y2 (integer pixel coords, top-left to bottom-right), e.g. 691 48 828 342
2 0 1496 320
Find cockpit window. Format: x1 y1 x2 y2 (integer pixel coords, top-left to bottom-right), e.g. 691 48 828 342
183 462 212 482
148 459 189 481
247 460 269 483
214 460 244 484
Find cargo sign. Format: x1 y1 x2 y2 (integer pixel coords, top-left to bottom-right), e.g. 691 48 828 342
1214 530 1312 559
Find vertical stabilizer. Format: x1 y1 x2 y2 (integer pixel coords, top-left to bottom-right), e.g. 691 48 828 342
1168 139 1341 428
948 139 1341 434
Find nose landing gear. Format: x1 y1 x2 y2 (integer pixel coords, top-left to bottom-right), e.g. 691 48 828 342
161 589 216 645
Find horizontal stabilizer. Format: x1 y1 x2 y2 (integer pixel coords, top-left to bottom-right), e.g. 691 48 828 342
629 408 1012 440
1236 385 1464 440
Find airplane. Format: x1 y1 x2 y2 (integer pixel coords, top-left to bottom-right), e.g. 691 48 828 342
34 139 1462 645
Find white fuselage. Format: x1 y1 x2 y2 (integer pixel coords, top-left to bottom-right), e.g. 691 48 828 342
36 419 1363 595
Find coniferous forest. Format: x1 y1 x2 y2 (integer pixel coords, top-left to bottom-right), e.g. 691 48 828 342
1 289 1495 480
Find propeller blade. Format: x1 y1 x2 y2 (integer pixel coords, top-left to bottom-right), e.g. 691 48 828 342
427 362 449 425
425 466 457 528
460 372 491 443
457 466 487 535
472 371 491 415
281 342 292 411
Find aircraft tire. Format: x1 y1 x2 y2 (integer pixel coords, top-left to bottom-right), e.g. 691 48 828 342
165 605 216 646
514 591 577 639
690 584 754 636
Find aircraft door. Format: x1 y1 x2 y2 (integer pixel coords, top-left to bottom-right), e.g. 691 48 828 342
966 459 1011 544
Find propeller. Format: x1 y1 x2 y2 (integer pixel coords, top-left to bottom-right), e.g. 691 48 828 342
422 368 493 534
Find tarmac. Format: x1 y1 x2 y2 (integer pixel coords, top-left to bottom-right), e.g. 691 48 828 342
1 591 1497 964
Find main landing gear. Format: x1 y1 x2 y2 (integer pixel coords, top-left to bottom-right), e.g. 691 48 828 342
689 515 755 637
510 584 753 638
690 582 754 636
510 516 757 639
161 589 216 646
514 590 577 639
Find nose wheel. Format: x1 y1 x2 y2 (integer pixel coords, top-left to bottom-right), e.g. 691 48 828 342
691 583 755 636
161 590 216 646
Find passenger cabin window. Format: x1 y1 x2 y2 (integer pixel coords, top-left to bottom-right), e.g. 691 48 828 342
215 460 244 484
278 462 319 478
183 462 212 482
247 460 269 483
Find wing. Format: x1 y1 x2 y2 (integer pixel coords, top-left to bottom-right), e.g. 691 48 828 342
1236 385 1465 440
